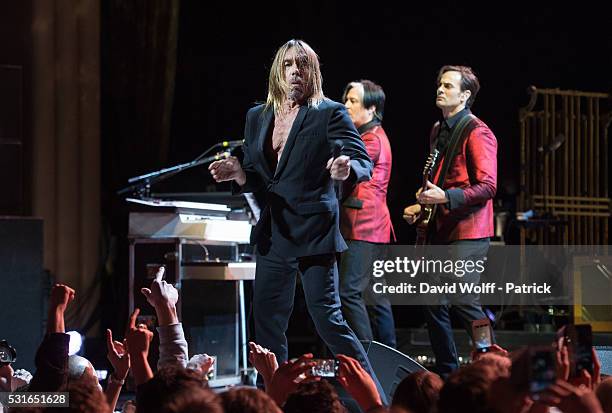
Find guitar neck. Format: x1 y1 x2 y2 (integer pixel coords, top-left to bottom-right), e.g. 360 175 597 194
416 149 440 246
421 177 429 193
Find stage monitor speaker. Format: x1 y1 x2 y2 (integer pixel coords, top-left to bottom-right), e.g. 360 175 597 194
595 346 612 376
0 217 44 373
363 340 427 403
573 256 612 332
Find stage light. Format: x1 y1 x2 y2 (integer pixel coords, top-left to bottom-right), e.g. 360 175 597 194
95 370 108 381
67 331 83 355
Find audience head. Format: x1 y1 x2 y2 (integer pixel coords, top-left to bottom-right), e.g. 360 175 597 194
58 377 111 413
136 366 217 413
220 387 281 413
392 371 443 413
283 380 347 413
67 355 95 380
438 363 498 413
67 355 100 390
597 376 612 413
160 387 222 413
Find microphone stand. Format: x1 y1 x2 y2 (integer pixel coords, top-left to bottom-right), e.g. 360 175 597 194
117 149 235 198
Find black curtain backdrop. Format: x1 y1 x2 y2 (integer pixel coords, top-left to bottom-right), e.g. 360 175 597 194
101 0 180 334
165 2 611 243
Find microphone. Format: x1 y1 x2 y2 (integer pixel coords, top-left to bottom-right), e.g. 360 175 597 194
332 140 344 200
220 139 244 148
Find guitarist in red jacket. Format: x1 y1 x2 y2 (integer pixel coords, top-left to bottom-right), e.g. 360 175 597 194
403 65 498 376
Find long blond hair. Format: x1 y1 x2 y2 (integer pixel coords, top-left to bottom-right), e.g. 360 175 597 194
265 39 325 114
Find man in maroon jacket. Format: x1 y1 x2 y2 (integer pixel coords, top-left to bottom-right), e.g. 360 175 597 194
340 80 396 348
403 65 498 375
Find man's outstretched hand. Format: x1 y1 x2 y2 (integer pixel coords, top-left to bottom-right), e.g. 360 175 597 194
327 155 351 181
209 155 246 185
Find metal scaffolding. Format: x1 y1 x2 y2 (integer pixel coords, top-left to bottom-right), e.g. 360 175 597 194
519 86 611 245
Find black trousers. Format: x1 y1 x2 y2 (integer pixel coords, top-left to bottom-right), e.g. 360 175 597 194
424 238 490 376
252 244 388 404
339 240 396 348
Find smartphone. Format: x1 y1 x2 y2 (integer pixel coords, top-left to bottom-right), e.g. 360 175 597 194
570 324 594 376
562 324 594 377
472 318 493 353
310 359 340 377
528 346 557 395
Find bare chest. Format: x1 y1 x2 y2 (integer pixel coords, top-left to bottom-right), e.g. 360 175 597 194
270 109 299 160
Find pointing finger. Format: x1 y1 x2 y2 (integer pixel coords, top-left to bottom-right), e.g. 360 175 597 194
155 266 165 283
106 329 113 350
128 308 140 330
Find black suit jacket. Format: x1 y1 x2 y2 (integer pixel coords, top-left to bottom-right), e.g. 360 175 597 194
238 99 372 257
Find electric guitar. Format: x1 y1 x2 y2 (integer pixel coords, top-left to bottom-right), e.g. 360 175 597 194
415 149 440 246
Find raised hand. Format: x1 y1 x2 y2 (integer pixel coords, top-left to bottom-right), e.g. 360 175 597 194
141 267 179 326
538 379 603 413
266 353 318 407
417 180 447 204
124 308 153 385
187 354 215 379
125 308 153 357
326 155 351 181
336 354 382 412
47 283 76 333
555 343 570 381
209 156 246 185
248 342 279 387
105 329 131 411
49 284 76 313
471 344 509 362
402 204 421 224
141 267 178 307
106 329 130 380
568 349 601 391
592 347 602 389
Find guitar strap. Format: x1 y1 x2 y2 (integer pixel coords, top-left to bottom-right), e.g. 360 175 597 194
434 114 477 188
425 114 477 240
